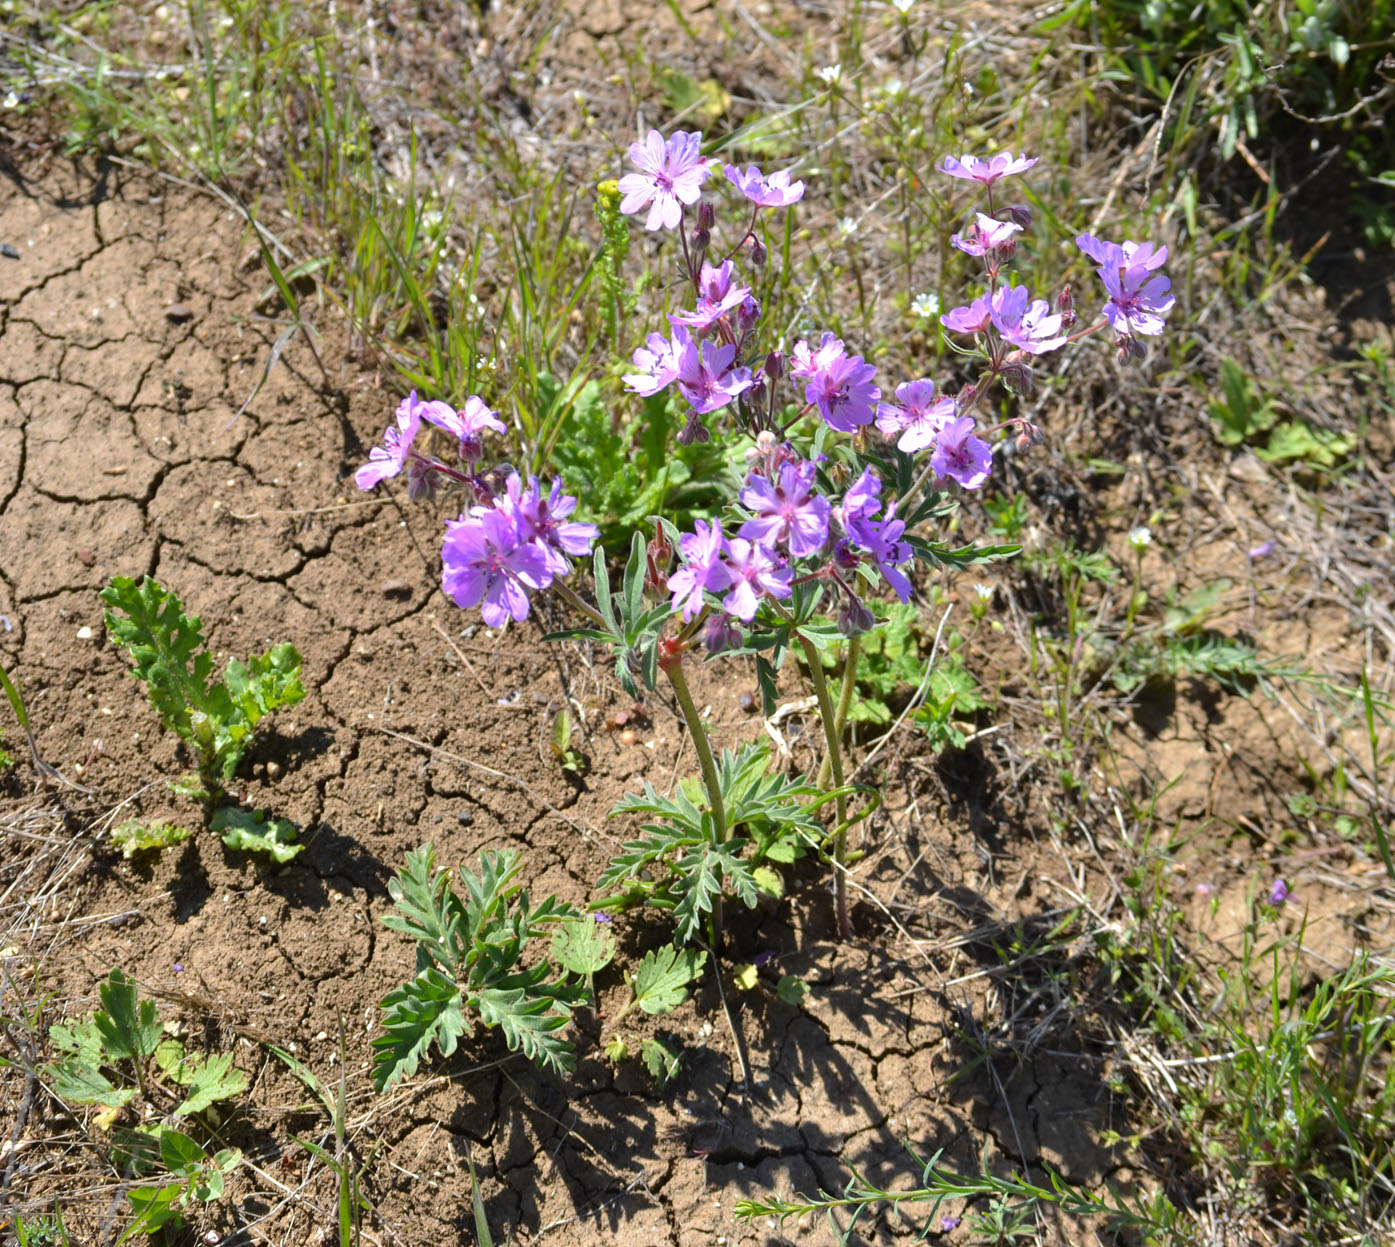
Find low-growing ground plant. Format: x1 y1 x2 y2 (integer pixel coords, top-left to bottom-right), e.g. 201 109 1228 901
43 969 246 1240
372 845 586 1091
100 575 307 859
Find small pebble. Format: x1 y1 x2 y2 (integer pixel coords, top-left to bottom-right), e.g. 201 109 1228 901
456 810 474 826
381 580 412 599
76 625 94 640
266 760 282 780
165 301 194 322
1 243 18 260
75 547 96 567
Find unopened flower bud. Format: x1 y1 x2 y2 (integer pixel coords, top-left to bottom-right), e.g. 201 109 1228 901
1014 418 1046 451
692 227 711 254
1006 203 1032 231
737 294 761 335
957 382 980 409
406 460 440 501
764 350 785 383
696 201 716 232
646 531 673 593
678 409 710 445
1116 332 1147 365
702 613 742 654
837 592 875 636
1000 358 1035 395
749 236 767 267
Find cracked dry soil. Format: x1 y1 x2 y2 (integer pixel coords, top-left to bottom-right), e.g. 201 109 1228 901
0 164 1120 1245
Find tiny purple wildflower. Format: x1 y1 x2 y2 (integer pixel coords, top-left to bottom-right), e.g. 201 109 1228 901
668 519 734 620
802 342 880 433
1075 234 1175 337
722 537 793 621
1269 879 1291 906
950 212 1022 258
592 912 613 924
497 474 598 578
937 152 1038 186
876 378 957 453
839 465 884 529
990 285 1068 355
355 391 423 490
618 130 710 232
676 340 756 414
702 612 744 654
739 459 831 557
931 416 994 489
940 293 993 336
846 503 914 602
671 260 751 336
624 325 694 397
789 331 845 381
1249 540 1275 560
441 508 550 628
421 395 507 462
941 1216 961 1232
723 162 805 207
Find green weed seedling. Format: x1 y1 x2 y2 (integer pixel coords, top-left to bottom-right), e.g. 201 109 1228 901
101 576 306 860
108 820 193 859
373 846 586 1091
43 969 246 1240
599 944 706 1086
14 1207 72 1246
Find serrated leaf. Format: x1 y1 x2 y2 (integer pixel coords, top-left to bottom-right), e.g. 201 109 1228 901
159 1127 207 1174
372 967 469 1092
474 982 576 1073
603 1035 628 1062
733 962 758 991
381 844 468 973
776 975 809 1006
550 919 616 977
95 969 162 1063
210 806 303 862
633 945 706 1016
109 819 192 858
154 1037 190 1082
173 1050 247 1116
49 1060 135 1108
640 1037 682 1085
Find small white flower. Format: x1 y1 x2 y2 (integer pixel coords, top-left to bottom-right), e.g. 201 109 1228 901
837 216 857 238
817 64 843 85
883 78 905 97
911 292 940 318
2 90 18 109
973 583 993 601
1128 525 1152 550
891 0 915 11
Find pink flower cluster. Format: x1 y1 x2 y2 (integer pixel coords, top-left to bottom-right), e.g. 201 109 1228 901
354 391 598 628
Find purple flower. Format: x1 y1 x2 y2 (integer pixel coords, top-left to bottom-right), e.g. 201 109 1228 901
592 912 613 924
676 340 756 414
1249 540 1274 560
723 537 792 621
668 519 734 620
739 459 831 557
941 1216 961 1232
496 474 598 578
931 417 993 489
702 612 743 654
618 129 710 232
441 509 550 628
940 294 993 336
1268 879 1291 906
876 378 957 453
839 465 884 529
990 285 1068 355
937 152 1038 186
845 504 914 602
723 163 805 207
1075 234 1175 337
950 212 1022 258
624 325 694 397
355 391 424 489
671 260 751 336
798 339 880 432
421 395 507 462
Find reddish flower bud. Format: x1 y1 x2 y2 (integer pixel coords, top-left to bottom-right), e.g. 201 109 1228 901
749 236 767 267
646 531 673 593
764 350 785 383
696 201 716 232
1006 203 1033 231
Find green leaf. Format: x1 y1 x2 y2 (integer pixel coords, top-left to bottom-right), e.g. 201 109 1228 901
121 1184 182 1239
776 975 809 1007
733 963 758 991
751 866 784 899
550 919 616 978
48 1060 135 1108
603 1035 629 1062
474 982 577 1074
159 1128 207 1174
632 946 706 1016
210 806 303 862
109 820 192 859
94 969 161 1064
173 1051 247 1116
1257 420 1352 467
381 844 469 974
640 1036 682 1085
372 967 469 1092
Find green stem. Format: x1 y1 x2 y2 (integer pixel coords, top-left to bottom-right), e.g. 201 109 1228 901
800 635 852 940
817 635 861 791
662 660 755 1093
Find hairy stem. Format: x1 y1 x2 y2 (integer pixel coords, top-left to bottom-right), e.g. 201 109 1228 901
800 635 852 940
